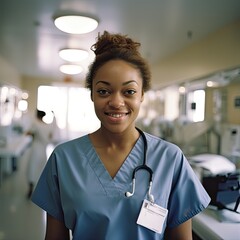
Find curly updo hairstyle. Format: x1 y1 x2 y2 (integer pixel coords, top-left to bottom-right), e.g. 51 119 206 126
86 31 151 92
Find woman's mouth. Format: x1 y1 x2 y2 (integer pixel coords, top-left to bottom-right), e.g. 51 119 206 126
106 113 128 118
105 112 129 122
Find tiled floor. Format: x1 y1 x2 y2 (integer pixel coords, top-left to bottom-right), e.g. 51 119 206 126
0 148 45 240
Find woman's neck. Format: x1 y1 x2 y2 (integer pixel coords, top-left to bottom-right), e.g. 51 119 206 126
89 126 139 149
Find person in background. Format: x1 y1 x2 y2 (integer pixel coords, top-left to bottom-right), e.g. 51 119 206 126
26 109 53 199
31 31 210 239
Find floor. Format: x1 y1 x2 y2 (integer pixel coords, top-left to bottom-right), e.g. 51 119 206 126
0 148 45 240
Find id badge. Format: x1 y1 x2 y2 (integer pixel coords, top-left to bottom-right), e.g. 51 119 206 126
137 199 168 234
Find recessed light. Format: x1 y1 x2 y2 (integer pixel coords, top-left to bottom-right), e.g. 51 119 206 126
59 64 83 75
54 14 98 34
59 48 89 62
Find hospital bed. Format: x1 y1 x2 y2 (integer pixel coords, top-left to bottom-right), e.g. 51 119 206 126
188 153 240 240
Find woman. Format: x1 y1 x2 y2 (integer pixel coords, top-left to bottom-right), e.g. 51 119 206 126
26 109 53 198
31 31 210 239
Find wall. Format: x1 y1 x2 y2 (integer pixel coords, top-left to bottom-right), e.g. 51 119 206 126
205 81 240 125
21 75 54 115
0 56 21 87
227 82 240 124
151 19 240 89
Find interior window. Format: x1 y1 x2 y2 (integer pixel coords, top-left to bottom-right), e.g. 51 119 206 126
37 85 100 140
186 89 205 122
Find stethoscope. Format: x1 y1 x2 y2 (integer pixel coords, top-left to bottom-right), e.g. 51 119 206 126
125 127 154 203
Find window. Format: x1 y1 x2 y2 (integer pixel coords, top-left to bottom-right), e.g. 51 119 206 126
37 85 100 140
186 89 205 122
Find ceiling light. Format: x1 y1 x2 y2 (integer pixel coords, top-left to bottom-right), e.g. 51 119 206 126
59 64 83 75
18 100 28 112
59 48 89 62
207 81 214 87
54 14 98 34
179 86 186 94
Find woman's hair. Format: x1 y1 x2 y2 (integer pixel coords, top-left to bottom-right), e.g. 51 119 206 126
85 31 151 92
36 109 46 120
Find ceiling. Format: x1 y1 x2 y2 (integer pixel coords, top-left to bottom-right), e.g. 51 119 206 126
1 0 240 86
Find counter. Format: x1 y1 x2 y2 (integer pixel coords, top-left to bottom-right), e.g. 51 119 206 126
193 205 240 240
0 135 32 186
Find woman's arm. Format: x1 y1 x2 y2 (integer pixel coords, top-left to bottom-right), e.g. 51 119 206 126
164 219 192 240
45 213 70 240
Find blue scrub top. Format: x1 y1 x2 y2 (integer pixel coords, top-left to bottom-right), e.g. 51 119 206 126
32 132 210 240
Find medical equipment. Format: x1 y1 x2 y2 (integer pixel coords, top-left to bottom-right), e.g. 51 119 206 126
125 128 154 203
203 172 240 213
202 172 240 223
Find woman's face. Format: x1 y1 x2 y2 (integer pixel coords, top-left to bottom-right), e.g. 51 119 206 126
92 60 144 134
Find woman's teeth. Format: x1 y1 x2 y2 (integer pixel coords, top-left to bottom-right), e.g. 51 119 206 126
108 113 125 118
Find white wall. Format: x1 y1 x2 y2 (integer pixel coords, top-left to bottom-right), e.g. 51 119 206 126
0 56 21 87
151 19 240 89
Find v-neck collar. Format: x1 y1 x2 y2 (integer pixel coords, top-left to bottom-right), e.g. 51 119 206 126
84 134 145 197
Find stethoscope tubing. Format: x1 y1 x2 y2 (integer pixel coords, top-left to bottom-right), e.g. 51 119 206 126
125 128 154 202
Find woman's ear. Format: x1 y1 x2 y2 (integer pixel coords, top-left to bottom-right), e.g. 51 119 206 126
141 91 144 102
90 91 93 101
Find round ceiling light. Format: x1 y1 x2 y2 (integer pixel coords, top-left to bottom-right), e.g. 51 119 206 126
59 64 83 75
59 48 89 62
54 15 98 34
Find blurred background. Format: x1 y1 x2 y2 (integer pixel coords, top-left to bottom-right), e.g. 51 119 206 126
0 0 240 239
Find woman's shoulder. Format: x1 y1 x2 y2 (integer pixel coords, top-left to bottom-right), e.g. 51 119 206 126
144 132 186 170
145 132 182 153
54 134 91 152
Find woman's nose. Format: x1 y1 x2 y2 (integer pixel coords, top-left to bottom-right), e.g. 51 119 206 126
108 94 125 108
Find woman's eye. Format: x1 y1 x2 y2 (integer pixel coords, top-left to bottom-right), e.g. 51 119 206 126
125 89 136 95
97 89 110 96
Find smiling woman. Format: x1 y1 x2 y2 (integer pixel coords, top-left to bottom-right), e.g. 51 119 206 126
31 31 210 240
